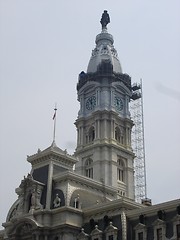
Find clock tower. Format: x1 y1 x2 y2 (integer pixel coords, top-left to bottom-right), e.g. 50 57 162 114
75 11 135 200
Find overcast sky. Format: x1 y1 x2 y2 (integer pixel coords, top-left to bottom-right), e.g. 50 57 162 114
0 0 180 228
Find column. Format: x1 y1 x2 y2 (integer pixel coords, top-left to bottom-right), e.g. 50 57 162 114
104 119 107 138
125 126 129 146
98 120 100 139
77 129 79 145
111 119 114 139
121 209 127 240
46 162 53 209
80 126 83 145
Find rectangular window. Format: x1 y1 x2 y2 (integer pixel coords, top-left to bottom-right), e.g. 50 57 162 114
138 232 143 240
177 224 180 239
86 168 93 178
117 169 124 181
94 238 99 240
108 235 113 240
157 228 162 240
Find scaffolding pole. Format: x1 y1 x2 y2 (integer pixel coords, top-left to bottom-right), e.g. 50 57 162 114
130 79 147 203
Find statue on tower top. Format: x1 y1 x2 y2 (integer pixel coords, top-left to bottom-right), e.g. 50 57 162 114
100 10 110 29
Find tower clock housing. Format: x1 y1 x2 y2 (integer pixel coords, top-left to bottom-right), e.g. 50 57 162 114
75 17 135 200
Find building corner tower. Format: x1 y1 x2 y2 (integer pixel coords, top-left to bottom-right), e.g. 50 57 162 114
75 10 135 200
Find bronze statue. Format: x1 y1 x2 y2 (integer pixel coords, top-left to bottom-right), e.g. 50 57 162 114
100 10 110 28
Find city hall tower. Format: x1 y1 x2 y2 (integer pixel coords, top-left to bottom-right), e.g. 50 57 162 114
75 10 135 200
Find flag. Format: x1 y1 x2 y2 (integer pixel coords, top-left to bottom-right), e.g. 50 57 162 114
53 108 57 120
53 111 56 120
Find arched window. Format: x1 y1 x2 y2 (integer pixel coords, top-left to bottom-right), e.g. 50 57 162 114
117 159 125 182
86 126 95 144
85 158 93 178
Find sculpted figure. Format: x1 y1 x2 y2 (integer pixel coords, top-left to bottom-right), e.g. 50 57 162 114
100 10 110 28
53 194 61 208
30 189 42 210
31 190 36 208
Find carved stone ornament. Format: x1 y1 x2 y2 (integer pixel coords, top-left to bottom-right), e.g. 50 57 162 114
18 223 32 235
8 173 45 218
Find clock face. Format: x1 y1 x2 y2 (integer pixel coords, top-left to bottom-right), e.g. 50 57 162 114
86 96 96 110
114 96 123 111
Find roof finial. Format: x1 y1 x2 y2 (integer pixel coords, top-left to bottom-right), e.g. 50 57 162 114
100 10 110 29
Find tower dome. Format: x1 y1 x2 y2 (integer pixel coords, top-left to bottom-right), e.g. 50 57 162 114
87 10 122 74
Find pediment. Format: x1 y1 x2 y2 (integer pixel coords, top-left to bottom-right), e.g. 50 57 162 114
134 223 146 230
77 228 89 239
105 222 118 233
152 218 165 226
91 225 102 235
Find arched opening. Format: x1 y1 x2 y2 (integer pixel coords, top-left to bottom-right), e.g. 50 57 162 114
51 189 65 209
115 126 124 144
11 219 38 240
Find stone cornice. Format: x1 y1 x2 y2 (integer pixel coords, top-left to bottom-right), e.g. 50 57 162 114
126 199 180 219
75 110 133 124
27 145 77 167
33 206 83 216
75 141 134 157
83 197 143 217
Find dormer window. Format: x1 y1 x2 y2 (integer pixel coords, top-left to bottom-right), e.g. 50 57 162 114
77 228 89 240
134 223 147 240
91 225 102 240
152 218 166 240
105 222 118 240
172 214 180 239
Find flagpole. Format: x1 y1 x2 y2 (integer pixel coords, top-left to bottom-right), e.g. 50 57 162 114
53 104 57 143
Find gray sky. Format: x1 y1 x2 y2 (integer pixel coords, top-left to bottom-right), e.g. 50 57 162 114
0 0 180 228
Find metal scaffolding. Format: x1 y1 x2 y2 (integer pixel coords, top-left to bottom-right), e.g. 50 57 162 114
130 79 147 203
